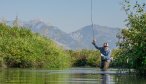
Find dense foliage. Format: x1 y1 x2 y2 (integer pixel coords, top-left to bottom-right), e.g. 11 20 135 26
114 0 146 74
0 23 70 69
67 49 101 67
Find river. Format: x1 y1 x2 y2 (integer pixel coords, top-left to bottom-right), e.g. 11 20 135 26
0 67 145 84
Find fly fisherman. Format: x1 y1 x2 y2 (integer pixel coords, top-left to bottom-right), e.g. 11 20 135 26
92 39 112 71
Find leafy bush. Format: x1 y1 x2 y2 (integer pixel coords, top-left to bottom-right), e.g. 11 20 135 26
67 49 101 67
0 23 71 69
115 0 146 74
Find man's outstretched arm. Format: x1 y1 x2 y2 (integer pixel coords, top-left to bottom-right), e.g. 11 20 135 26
92 40 100 50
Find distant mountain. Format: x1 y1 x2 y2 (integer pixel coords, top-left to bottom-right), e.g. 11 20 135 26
70 25 121 49
6 19 121 50
23 19 82 50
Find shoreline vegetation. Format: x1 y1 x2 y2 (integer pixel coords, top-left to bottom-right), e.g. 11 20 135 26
0 23 70 69
0 23 119 69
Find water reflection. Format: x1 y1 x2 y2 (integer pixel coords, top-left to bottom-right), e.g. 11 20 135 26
0 68 145 84
101 74 110 84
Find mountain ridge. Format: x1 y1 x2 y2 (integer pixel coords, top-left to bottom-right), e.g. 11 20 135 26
4 19 121 50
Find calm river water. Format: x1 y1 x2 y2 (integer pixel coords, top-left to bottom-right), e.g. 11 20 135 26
0 68 145 84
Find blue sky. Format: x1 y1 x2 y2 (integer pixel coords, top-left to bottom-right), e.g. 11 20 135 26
0 0 128 33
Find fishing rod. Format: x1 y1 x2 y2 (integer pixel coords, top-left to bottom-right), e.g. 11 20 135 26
91 0 95 40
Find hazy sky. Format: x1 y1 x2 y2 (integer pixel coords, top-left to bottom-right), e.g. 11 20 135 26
0 0 128 33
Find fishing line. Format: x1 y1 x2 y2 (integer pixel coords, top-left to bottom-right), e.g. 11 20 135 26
91 0 95 40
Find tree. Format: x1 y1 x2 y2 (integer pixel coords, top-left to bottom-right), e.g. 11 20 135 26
117 0 146 74
13 16 20 27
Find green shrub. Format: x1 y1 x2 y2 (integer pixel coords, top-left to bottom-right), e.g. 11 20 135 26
67 49 100 67
0 23 71 69
116 0 146 74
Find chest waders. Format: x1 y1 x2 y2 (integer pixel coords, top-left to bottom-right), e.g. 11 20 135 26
100 56 110 71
